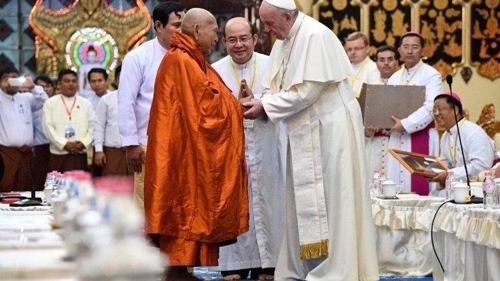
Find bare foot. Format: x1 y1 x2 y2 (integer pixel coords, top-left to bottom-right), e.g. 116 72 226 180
223 274 242 280
258 274 274 280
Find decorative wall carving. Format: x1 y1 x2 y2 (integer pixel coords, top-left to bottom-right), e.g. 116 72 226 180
471 0 500 80
29 0 150 78
310 0 500 81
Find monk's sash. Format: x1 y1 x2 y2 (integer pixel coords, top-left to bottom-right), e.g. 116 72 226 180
287 107 329 260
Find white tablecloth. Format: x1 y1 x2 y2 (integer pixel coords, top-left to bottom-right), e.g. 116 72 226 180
0 203 77 280
372 196 445 277
431 202 500 281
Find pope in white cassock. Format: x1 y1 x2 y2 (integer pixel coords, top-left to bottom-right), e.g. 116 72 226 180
243 0 379 280
210 17 287 280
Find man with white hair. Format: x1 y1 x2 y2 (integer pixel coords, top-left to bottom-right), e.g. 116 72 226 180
243 0 379 280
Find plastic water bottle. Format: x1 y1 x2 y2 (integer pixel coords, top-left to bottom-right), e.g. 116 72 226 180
445 170 456 200
483 171 497 207
370 169 381 198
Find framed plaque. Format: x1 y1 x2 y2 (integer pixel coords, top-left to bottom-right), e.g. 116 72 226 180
358 84 426 129
389 149 449 178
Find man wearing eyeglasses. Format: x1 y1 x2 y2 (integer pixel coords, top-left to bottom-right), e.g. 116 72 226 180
365 45 400 180
211 17 286 280
430 92 495 196
387 31 443 195
345 32 380 98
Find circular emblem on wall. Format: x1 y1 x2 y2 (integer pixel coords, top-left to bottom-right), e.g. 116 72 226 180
382 0 397 12
64 27 119 72
333 0 347 11
434 0 448 11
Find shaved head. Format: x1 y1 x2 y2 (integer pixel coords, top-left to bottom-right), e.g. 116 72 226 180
181 8 219 55
181 8 216 37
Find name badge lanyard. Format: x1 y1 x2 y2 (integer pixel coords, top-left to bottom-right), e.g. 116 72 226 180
61 95 77 121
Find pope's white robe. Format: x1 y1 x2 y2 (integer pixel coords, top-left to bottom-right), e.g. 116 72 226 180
261 12 379 281
387 61 442 194
210 53 287 270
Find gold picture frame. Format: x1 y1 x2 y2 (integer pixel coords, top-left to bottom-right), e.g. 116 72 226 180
389 149 449 178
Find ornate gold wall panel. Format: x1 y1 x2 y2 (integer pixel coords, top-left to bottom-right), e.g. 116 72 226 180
309 0 500 81
30 0 151 78
471 0 500 80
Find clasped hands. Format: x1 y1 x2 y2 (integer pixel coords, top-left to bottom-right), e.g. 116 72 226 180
63 141 85 155
238 79 265 120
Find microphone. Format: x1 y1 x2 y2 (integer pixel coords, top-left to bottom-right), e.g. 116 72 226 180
446 74 453 87
0 148 42 207
446 75 470 188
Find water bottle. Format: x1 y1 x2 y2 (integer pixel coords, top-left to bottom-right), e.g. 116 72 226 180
445 170 456 200
483 171 497 207
370 169 381 198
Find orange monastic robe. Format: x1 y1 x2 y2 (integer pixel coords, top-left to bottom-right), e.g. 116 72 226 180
145 31 249 266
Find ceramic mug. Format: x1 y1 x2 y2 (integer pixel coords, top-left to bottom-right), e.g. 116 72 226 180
453 182 470 203
381 180 399 198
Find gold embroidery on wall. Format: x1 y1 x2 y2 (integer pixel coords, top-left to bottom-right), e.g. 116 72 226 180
471 0 500 79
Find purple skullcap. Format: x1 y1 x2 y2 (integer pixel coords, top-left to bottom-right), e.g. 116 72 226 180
401 31 424 41
435 91 461 104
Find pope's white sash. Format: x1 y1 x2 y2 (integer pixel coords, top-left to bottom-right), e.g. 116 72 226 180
287 107 329 259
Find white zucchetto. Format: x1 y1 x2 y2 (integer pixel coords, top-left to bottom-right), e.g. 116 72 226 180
264 0 297 10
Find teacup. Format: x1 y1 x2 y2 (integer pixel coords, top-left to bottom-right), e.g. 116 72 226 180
453 182 470 203
381 180 399 198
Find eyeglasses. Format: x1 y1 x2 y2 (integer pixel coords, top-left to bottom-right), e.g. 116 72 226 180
346 46 366 53
432 106 452 114
401 45 421 51
226 36 252 45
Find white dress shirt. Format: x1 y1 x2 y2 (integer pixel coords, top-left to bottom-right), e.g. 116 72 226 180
42 94 94 154
440 120 495 181
94 90 122 152
0 86 48 147
86 92 102 111
118 37 167 146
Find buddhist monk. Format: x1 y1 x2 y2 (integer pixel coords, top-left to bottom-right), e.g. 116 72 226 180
144 8 249 281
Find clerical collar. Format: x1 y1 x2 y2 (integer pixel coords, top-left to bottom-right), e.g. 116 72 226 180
447 117 466 134
353 56 370 70
231 53 254 69
285 12 304 41
405 59 423 73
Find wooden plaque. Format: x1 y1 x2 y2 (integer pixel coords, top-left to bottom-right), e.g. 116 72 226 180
358 84 426 129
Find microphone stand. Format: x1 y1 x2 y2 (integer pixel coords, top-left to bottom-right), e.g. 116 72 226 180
446 75 470 188
0 148 42 207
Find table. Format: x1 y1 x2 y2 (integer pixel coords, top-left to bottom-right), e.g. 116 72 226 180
0 204 77 280
372 195 445 277
431 202 500 281
0 193 165 280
